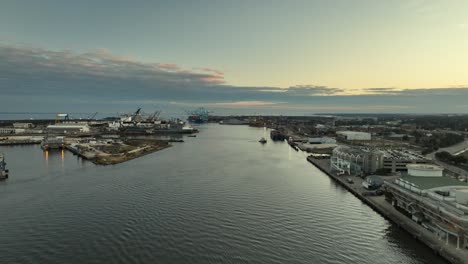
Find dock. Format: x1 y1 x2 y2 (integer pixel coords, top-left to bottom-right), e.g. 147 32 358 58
307 156 468 264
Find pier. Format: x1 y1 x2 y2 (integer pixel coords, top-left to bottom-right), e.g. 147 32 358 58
65 139 171 165
307 156 468 264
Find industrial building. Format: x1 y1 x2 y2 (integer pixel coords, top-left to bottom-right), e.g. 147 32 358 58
46 124 90 134
385 164 468 250
330 146 384 175
13 123 34 129
336 131 371 141
0 128 26 134
382 149 427 173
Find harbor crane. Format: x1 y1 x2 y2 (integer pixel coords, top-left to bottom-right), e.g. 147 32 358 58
87 112 98 120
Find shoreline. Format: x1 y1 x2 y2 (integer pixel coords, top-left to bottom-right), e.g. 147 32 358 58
306 156 468 264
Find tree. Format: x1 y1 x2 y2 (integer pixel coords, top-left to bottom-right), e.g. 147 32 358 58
435 151 452 162
453 155 467 165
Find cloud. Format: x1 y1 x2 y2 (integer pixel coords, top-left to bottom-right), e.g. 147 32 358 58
0 43 225 90
362 87 399 93
169 100 285 108
211 101 285 107
1 42 468 114
285 85 345 96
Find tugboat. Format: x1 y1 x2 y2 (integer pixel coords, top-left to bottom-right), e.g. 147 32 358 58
0 153 9 180
259 137 267 144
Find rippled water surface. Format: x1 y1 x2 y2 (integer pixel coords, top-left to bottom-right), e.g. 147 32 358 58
0 124 448 264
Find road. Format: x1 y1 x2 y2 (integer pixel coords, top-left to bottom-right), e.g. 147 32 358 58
426 139 468 180
426 139 468 159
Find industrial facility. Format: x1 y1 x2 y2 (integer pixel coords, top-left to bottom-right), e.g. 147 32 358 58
382 150 428 173
336 131 371 141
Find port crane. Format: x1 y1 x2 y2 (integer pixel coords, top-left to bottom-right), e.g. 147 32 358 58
87 112 98 120
148 110 161 122
185 107 211 123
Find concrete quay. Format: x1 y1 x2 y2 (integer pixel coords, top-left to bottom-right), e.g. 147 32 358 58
307 156 468 264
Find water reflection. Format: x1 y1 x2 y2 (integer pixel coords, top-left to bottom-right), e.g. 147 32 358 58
0 125 450 264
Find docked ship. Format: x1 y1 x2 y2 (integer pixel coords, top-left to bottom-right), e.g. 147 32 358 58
270 130 286 141
109 108 197 135
186 108 209 124
41 136 65 151
0 153 9 180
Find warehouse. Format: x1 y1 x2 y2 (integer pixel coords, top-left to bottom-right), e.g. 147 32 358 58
46 124 90 134
336 131 371 141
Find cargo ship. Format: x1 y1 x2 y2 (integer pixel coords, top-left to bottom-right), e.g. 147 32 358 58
0 153 8 180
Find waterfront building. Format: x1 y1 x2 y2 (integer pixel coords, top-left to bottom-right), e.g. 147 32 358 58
385 164 468 250
336 131 371 141
330 146 384 175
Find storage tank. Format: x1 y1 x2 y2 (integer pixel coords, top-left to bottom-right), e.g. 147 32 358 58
407 164 443 177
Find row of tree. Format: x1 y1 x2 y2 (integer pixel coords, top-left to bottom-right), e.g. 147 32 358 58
414 132 465 154
435 151 467 165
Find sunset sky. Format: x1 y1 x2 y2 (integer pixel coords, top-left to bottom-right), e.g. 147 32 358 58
1 0 468 115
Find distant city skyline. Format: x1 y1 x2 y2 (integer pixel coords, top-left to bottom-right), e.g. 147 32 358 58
1 0 468 114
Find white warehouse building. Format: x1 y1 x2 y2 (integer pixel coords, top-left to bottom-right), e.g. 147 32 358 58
336 131 371 141
407 164 444 177
46 124 90 134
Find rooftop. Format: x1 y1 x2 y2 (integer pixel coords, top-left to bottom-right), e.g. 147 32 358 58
399 175 468 190
407 164 443 171
382 149 426 161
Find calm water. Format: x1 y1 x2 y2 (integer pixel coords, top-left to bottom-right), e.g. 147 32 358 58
0 124 448 264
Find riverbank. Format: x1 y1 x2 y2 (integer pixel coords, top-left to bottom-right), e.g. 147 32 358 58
307 156 468 264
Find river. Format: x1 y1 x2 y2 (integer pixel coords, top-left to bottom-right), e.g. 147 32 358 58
0 124 448 264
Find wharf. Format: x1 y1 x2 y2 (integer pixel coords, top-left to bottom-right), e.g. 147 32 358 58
0 140 40 146
307 156 468 264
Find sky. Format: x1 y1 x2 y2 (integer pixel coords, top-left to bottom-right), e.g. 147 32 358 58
1 0 468 116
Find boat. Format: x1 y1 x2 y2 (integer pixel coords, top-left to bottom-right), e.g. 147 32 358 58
259 137 267 144
0 153 9 180
188 135 197 137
